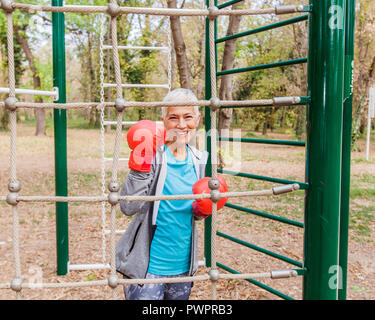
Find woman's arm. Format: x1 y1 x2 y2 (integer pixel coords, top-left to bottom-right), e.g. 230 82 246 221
119 169 153 216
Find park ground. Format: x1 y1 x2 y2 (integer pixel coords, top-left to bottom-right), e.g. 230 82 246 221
0 122 374 300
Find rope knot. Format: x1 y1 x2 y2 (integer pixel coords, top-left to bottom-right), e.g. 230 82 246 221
4 97 18 111
210 189 221 203
209 97 220 111
0 0 14 13
108 181 120 193
208 269 220 281
10 277 23 292
8 180 21 193
208 178 220 190
107 2 120 17
207 6 219 20
107 275 118 289
114 98 126 112
108 192 119 206
6 193 18 206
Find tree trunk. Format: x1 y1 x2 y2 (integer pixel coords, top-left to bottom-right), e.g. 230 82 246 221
262 110 271 136
167 0 191 89
292 22 308 140
218 2 242 169
359 55 375 133
14 25 45 136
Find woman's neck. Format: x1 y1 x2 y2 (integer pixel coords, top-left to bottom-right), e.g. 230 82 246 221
166 142 187 161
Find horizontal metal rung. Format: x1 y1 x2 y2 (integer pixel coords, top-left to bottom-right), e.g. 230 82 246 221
216 15 309 43
217 0 243 9
218 136 305 146
0 87 59 101
103 121 137 126
104 229 125 235
68 263 110 271
217 262 295 300
103 121 163 126
217 169 308 190
103 83 169 89
217 231 303 268
217 58 307 76
103 45 169 51
220 96 310 109
104 158 129 162
225 202 304 228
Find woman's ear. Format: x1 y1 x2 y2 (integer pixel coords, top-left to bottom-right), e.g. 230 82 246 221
196 113 201 124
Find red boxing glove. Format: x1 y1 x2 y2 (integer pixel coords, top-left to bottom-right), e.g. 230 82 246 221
127 120 166 172
192 175 228 218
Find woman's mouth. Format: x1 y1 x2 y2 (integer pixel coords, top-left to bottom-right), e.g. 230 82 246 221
175 130 188 136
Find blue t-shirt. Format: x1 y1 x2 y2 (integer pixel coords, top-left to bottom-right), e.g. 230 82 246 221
148 145 197 275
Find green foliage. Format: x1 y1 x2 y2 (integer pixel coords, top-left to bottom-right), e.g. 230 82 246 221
229 12 306 135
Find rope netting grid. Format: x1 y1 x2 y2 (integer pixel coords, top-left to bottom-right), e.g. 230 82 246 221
0 1 303 300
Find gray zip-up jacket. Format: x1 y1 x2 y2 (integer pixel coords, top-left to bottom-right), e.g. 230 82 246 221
116 144 209 280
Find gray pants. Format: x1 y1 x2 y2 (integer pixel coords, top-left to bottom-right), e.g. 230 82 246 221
124 272 192 300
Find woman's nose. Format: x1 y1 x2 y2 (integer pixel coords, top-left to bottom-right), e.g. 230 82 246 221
177 117 186 128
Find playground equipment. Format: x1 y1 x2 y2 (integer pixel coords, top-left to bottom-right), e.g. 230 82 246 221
0 0 355 300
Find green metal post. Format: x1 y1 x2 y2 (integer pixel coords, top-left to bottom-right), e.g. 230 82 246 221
204 0 217 268
339 0 356 300
52 0 69 275
303 0 345 299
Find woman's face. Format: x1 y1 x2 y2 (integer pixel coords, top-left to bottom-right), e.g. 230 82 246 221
162 106 201 146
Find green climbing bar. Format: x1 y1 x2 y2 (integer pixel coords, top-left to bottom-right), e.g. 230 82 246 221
217 0 243 9
218 136 306 146
303 0 346 300
216 15 309 43
339 0 356 300
218 169 309 190
52 0 68 276
217 231 303 268
217 58 307 76
225 202 304 228
217 262 295 300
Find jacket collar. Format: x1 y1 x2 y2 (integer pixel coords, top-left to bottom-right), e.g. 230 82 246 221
157 144 202 160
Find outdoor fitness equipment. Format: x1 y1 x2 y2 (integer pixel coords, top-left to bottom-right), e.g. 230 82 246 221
0 0 355 301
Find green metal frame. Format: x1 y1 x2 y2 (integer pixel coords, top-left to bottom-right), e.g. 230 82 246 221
216 15 309 44
339 0 356 300
220 95 311 109
52 0 69 276
217 57 307 76
204 0 355 300
218 136 305 146
303 0 346 300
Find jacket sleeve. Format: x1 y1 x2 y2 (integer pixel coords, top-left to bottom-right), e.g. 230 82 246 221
119 169 153 216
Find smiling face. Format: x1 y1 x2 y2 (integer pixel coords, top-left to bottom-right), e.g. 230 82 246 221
162 106 201 146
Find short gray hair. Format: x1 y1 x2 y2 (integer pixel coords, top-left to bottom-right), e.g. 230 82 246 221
162 88 200 119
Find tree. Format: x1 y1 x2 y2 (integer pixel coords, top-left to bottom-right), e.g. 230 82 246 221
352 0 375 148
218 1 243 168
167 0 191 89
14 23 45 136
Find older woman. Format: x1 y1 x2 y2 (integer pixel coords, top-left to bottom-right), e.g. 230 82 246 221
116 88 226 300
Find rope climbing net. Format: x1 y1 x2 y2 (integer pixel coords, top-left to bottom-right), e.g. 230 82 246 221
0 0 306 300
